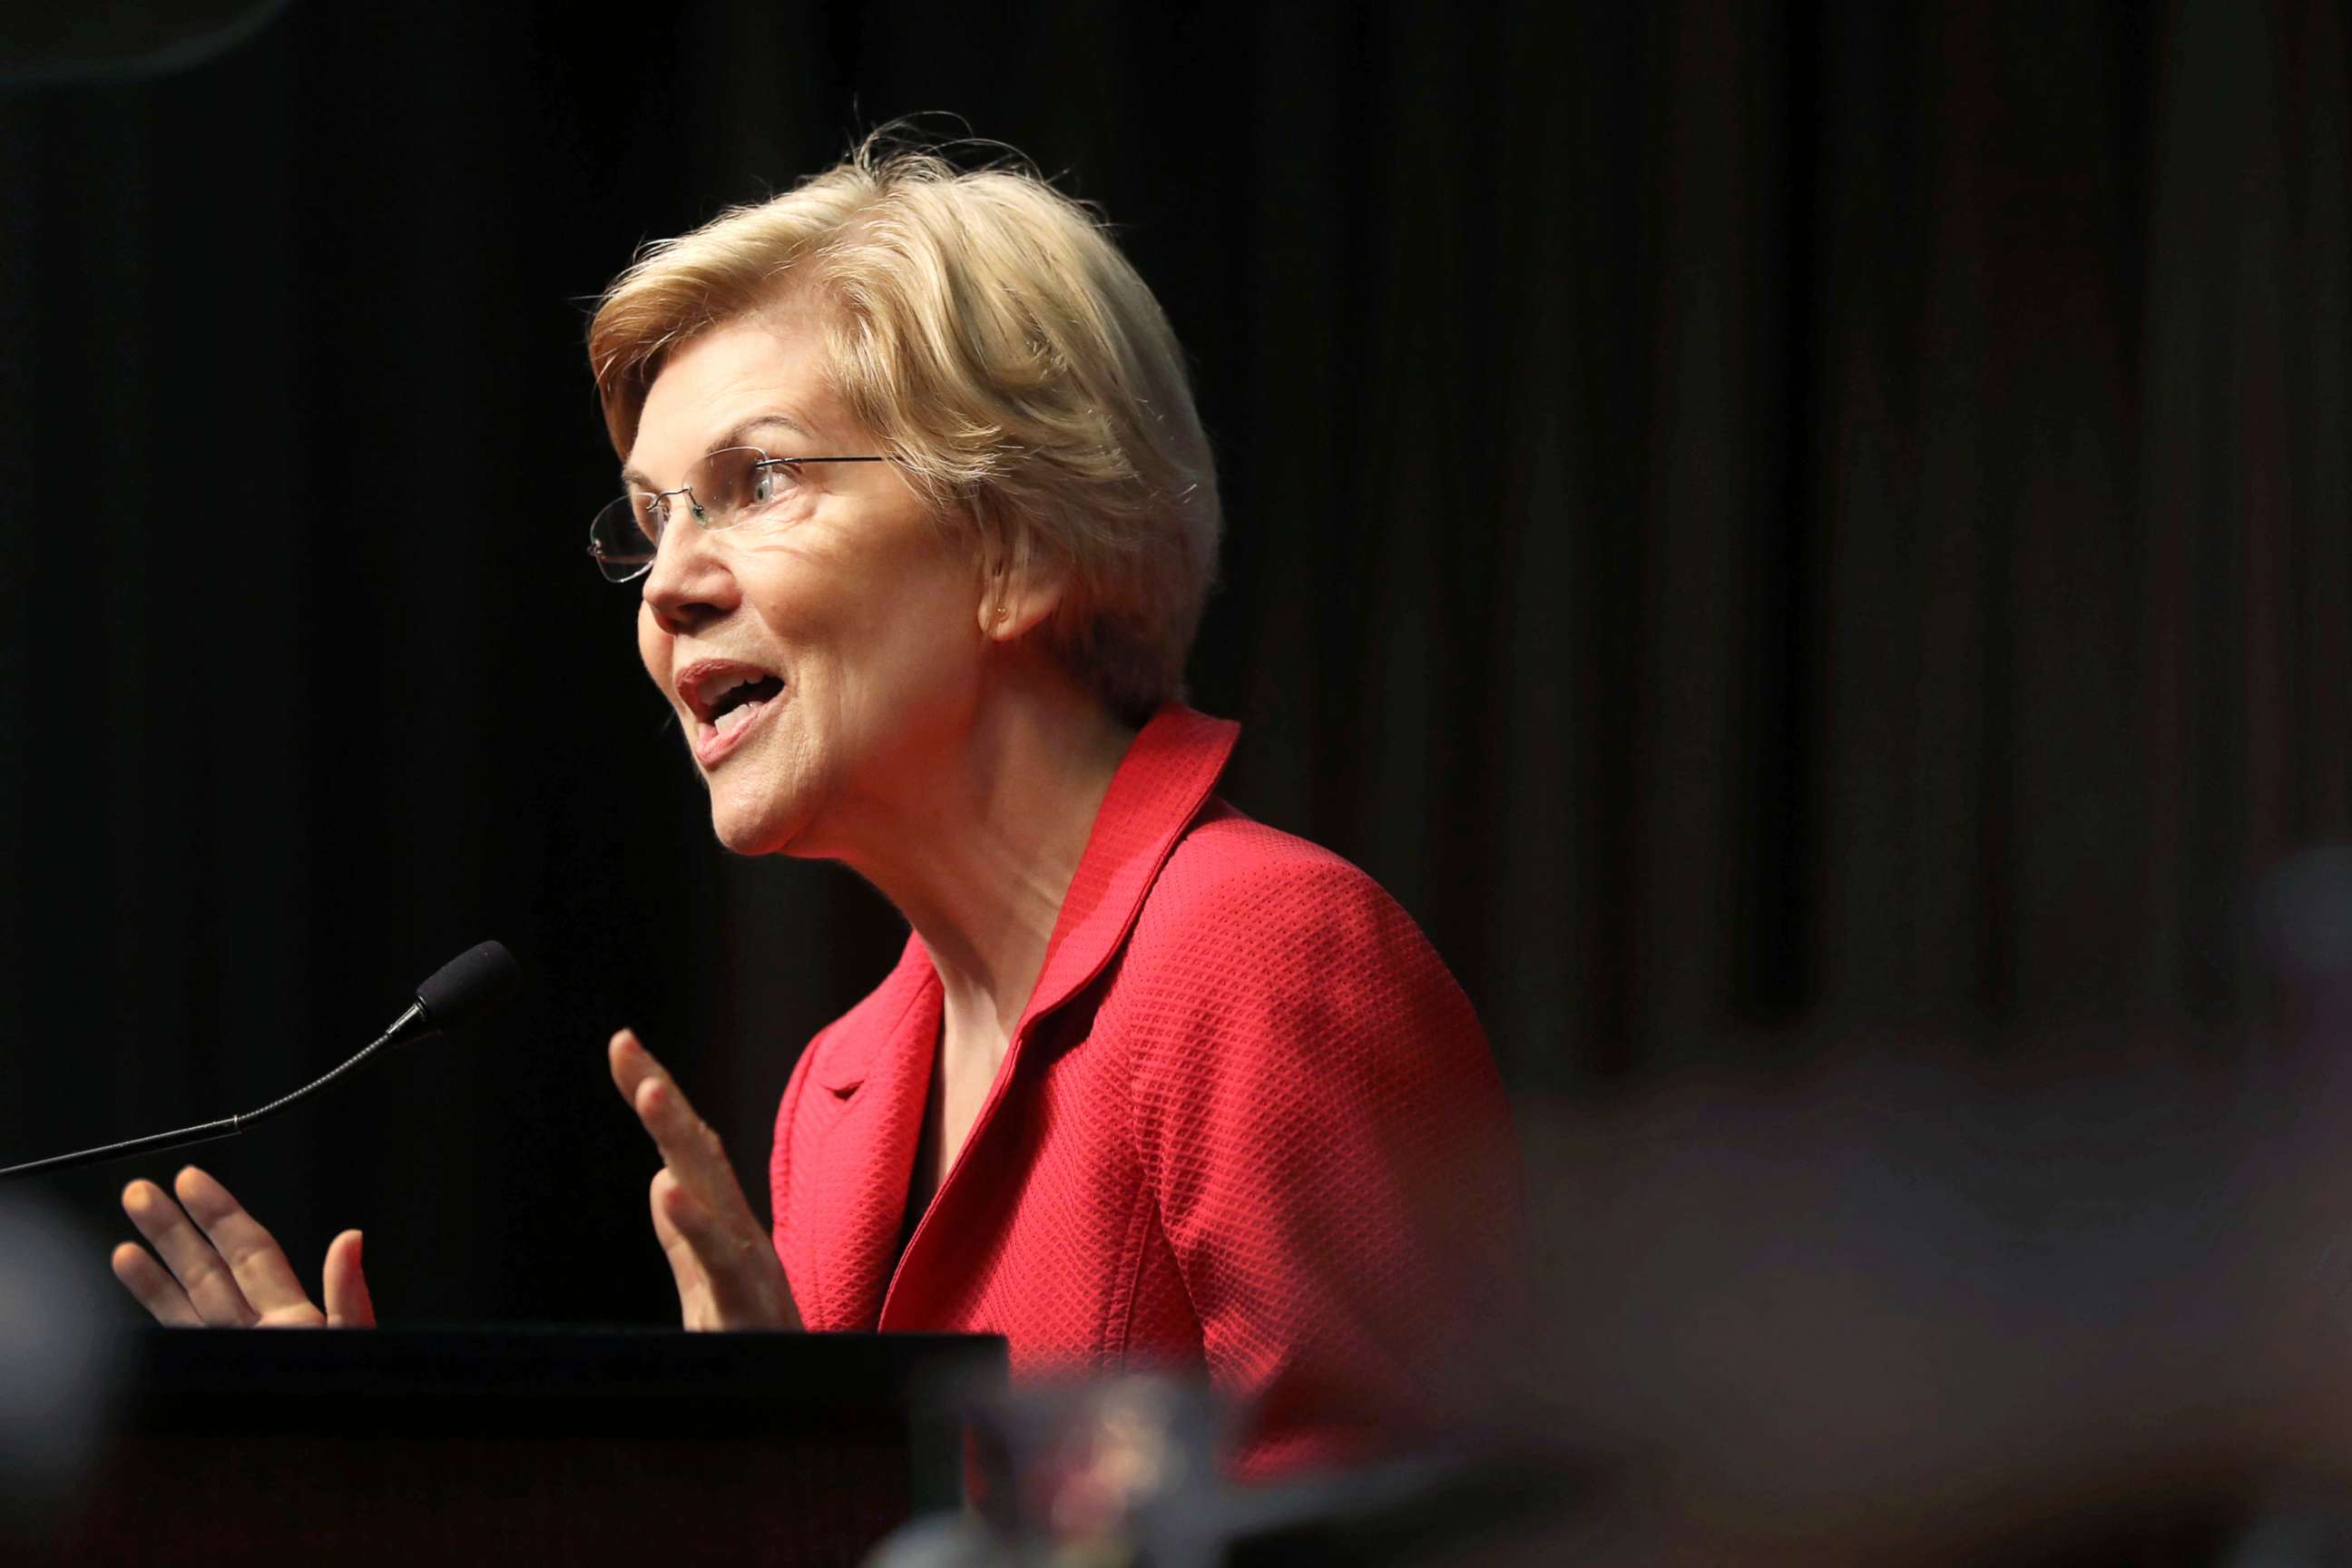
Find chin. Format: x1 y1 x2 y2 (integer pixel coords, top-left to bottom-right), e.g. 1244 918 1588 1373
705 788 807 858
711 815 799 859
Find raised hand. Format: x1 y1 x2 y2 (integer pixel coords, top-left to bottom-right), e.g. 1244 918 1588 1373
609 1028 801 1331
111 1165 374 1328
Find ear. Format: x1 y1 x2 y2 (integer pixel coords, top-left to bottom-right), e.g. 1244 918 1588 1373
979 553 1066 643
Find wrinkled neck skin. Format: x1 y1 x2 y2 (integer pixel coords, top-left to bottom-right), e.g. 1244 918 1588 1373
825 647 1137 1051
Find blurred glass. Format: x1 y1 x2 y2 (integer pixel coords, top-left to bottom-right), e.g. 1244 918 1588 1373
0 1195 127 1557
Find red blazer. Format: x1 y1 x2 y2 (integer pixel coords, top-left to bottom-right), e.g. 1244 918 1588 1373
768 705 1517 1478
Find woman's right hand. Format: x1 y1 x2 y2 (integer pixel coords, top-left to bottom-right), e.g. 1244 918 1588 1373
110 1165 374 1328
609 1027 801 1330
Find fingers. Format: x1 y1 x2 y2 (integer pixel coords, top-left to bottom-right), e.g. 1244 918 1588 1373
322 1230 375 1328
122 1173 259 1326
610 1029 740 1215
614 1028 799 1331
650 1168 797 1330
648 1169 720 1328
610 1027 694 1136
171 1167 318 1321
118 1168 341 1328
608 1025 658 1102
110 1240 201 1327
648 1166 744 1275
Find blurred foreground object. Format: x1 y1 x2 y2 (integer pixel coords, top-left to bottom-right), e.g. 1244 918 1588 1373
866 1375 1558 1568
1466 845 2352 1564
2259 846 2352 1002
0 0 289 83
0 1197 126 1559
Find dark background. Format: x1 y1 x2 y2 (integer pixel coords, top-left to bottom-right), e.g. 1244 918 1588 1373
0 0 2345 1348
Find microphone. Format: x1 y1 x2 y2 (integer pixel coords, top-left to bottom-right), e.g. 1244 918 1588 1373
0 942 521 1183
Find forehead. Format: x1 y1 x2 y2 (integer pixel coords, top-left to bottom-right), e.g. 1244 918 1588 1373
623 310 839 486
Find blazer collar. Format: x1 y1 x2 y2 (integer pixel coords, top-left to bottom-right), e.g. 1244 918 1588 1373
810 701 1240 1098
1014 701 1240 1034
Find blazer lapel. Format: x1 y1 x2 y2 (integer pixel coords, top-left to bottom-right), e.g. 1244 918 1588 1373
877 704 1240 1327
805 938 940 1330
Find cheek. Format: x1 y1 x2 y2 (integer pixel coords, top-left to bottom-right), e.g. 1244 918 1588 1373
769 536 976 692
757 583 964 789
852 562 980 689
840 586 987 765
635 605 662 683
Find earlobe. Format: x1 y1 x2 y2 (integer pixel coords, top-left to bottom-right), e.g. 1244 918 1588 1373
979 565 1063 642
983 585 1067 639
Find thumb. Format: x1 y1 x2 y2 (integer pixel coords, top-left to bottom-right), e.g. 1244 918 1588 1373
323 1229 377 1328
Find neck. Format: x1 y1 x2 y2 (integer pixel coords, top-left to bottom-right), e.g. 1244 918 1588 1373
834 663 1139 1042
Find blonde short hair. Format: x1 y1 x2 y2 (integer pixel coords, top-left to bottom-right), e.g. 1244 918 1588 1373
588 132 1220 723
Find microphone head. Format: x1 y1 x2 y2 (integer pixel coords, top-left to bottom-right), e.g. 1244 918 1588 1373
413 941 521 1034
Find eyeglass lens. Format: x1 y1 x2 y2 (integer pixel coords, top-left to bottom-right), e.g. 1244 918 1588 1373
588 446 779 583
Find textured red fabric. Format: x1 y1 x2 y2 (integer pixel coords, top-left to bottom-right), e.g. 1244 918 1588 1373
769 704 1518 1479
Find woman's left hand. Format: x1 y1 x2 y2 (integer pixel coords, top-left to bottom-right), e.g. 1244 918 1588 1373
609 1028 801 1331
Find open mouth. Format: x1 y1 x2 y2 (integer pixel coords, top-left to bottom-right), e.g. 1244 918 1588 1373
706 674 785 737
676 660 788 760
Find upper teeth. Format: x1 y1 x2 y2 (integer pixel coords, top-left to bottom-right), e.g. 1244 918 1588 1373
698 671 759 707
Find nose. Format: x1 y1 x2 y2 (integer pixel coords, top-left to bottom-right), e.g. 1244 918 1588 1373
639 507 738 637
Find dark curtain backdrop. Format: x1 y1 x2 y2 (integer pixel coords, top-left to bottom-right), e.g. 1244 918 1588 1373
0 1 2346 1329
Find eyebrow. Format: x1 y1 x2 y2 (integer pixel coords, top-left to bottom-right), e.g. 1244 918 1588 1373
620 412 817 493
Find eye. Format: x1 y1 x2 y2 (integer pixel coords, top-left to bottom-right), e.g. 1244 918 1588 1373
751 460 800 506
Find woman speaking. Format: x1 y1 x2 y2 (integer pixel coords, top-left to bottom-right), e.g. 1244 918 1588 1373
109 133 1518 1478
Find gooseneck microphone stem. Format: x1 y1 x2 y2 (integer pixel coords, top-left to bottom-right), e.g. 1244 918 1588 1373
232 1004 420 1130
0 1117 245 1183
0 1007 420 1183
1 943 517 1185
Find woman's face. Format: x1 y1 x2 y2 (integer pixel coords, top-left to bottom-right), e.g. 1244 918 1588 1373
629 308 986 859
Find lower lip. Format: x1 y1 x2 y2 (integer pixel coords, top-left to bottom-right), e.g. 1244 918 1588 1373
692 690 784 769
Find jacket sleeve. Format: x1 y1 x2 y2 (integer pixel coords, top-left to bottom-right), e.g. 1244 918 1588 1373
1120 849 1520 1480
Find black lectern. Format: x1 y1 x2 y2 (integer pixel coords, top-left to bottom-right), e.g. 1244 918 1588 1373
55 1328 1005 1566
